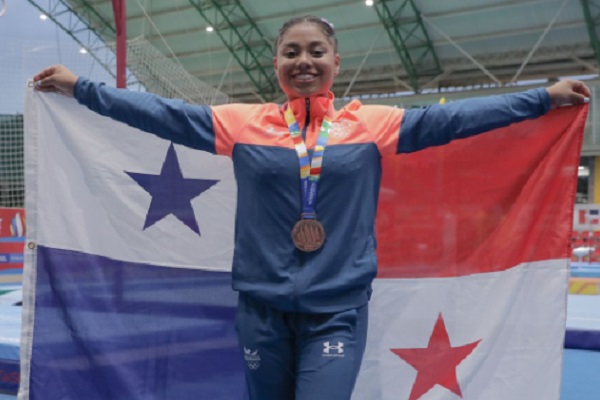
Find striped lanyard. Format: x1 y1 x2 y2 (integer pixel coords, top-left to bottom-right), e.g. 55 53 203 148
284 104 333 219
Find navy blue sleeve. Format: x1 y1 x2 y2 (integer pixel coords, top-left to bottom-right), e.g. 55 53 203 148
398 88 551 154
74 77 217 153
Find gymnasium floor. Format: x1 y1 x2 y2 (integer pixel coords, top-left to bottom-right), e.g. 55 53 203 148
561 293 600 400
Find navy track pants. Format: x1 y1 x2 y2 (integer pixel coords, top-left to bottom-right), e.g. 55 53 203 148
235 293 368 400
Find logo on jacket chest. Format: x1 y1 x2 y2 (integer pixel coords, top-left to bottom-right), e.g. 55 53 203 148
330 119 353 139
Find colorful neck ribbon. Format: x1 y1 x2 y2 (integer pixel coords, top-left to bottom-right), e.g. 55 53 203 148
284 104 333 220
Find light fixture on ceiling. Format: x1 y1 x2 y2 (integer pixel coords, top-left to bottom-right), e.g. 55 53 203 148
206 26 214 32
79 48 88 54
365 0 374 6
40 14 48 20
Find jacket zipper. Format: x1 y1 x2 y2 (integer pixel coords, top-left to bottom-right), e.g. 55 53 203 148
302 98 310 141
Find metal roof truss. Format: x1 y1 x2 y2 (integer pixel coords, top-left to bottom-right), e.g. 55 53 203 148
25 0 127 82
374 0 441 93
187 0 278 101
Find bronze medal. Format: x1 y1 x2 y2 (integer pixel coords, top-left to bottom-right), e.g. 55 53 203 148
291 219 326 252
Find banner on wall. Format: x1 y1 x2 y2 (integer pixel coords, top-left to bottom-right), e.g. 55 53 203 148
573 204 600 231
0 207 25 286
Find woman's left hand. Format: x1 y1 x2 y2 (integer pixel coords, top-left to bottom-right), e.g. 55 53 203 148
546 79 591 108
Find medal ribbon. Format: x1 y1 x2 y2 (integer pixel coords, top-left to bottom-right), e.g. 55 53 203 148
284 105 332 220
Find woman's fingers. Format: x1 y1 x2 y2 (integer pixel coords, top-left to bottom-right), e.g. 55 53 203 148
32 65 77 97
547 80 591 108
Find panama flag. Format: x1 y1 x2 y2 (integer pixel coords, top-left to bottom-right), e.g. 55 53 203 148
353 103 587 399
22 85 586 400
21 88 244 399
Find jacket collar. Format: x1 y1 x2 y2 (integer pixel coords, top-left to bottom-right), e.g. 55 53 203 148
282 92 336 122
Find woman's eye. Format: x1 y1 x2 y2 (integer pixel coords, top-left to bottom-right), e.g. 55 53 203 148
312 50 324 57
285 50 296 57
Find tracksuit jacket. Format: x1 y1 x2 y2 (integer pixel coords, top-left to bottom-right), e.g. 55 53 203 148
74 78 550 314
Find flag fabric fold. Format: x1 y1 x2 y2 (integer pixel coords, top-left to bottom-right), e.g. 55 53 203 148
21 86 586 400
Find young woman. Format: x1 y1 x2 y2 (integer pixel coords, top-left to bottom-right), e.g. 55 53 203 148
34 15 589 400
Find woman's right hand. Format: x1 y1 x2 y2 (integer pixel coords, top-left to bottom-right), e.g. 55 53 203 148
33 65 78 97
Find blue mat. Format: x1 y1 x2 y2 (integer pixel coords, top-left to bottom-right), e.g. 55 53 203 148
0 306 20 361
570 262 600 278
561 349 600 400
0 306 20 395
565 295 600 351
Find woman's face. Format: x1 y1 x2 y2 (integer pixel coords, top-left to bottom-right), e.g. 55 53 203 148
274 22 340 100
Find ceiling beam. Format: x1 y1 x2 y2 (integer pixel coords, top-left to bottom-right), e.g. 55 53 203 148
26 0 120 81
400 0 554 21
126 0 351 27
183 32 591 84
125 0 551 31
421 14 501 85
187 0 278 102
572 55 599 72
581 0 600 69
155 16 585 70
372 0 441 92
218 46 595 99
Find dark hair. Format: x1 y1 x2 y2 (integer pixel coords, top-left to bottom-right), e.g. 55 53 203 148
275 15 338 53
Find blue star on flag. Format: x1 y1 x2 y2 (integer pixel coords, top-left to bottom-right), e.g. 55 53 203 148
125 143 219 236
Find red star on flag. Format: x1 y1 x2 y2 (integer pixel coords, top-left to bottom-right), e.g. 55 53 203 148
391 313 481 400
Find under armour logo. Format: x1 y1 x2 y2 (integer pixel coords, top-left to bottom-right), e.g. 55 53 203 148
323 341 344 355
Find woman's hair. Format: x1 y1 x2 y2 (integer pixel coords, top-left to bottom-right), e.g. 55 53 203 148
275 15 338 53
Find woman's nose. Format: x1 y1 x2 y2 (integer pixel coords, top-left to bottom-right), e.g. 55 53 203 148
297 51 311 66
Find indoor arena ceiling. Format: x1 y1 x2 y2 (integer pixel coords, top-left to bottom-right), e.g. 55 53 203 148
25 0 600 103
